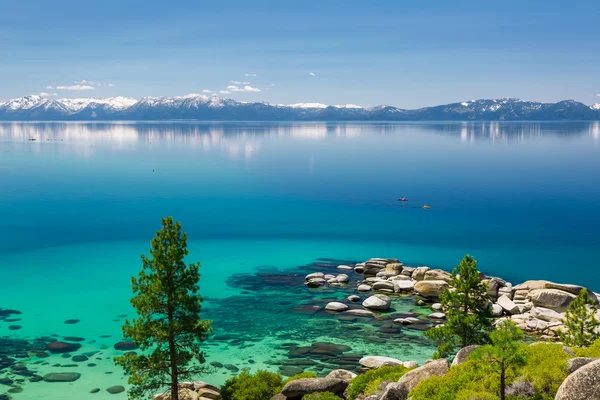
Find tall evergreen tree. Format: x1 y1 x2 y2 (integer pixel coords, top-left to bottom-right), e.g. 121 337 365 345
558 288 600 348
425 255 491 358
474 320 527 400
115 217 212 400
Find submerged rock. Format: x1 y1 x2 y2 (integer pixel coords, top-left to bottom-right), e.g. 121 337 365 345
47 342 82 354
43 372 81 382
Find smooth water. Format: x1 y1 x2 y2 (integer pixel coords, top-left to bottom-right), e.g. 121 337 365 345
1 121 600 399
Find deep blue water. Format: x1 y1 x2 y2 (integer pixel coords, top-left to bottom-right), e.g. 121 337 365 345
1 121 600 399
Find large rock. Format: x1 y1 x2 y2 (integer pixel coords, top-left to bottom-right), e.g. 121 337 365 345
379 382 410 400
451 345 481 367
530 306 565 323
362 294 391 310
528 289 576 312
424 269 452 283
393 280 416 292
357 284 372 292
555 359 600 400
153 389 198 400
43 373 81 382
305 272 325 281
489 303 503 317
326 369 357 382
397 359 449 393
281 378 348 397
414 280 448 298
47 342 82 354
372 281 396 292
359 356 416 369
325 302 349 312
336 274 350 283
412 267 431 281
515 281 597 302
567 358 600 374
497 295 520 315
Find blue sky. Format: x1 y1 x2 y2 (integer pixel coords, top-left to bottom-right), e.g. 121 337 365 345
1 0 599 107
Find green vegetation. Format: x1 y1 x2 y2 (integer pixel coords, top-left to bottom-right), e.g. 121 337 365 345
115 217 212 400
220 370 318 400
424 255 492 358
472 321 527 400
346 365 412 400
574 337 600 357
558 288 600 348
221 369 283 400
411 342 571 400
302 392 342 400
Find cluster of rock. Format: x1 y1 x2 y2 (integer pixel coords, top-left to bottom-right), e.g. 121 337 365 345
270 357 449 400
307 257 600 340
152 381 220 400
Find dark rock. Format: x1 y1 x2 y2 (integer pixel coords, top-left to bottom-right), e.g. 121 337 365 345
64 319 80 325
43 372 82 382
567 357 599 374
90 388 100 393
113 341 137 351
106 385 125 394
63 337 85 342
29 375 43 382
8 326 21 331
72 355 89 362
47 342 82 354
224 364 239 371
210 362 223 368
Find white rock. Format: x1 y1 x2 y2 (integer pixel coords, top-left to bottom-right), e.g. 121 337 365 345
428 312 446 320
497 294 520 314
358 284 372 292
305 272 324 281
336 274 350 283
393 280 416 292
347 295 361 302
337 265 352 270
359 356 417 369
362 294 391 310
325 302 349 312
431 303 443 311
490 304 503 317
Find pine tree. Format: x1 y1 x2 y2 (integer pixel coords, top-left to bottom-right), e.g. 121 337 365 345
474 320 527 400
424 254 491 358
558 288 600 348
115 217 212 400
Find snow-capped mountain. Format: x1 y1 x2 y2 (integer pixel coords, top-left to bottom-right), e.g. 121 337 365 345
0 94 599 121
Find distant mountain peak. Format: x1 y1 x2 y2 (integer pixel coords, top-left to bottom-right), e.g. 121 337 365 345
1 95 598 121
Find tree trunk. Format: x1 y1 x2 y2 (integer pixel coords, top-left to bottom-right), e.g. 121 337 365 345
500 364 505 400
168 280 178 400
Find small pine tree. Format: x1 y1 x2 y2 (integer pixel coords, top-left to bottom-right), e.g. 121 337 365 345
115 217 212 400
473 320 527 400
559 288 600 348
424 255 491 358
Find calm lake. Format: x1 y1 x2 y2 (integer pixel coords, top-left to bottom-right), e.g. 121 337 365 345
1 121 599 399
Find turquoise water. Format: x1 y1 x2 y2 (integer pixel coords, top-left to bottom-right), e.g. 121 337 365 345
1 121 600 399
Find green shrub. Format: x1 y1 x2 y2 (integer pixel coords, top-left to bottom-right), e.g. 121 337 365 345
346 365 412 400
573 337 600 357
411 343 572 400
521 343 570 399
220 369 283 400
302 392 342 400
410 360 495 400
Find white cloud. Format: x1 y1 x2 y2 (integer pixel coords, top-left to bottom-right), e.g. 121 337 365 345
309 72 316 76
229 80 242 85
39 92 57 97
226 85 261 92
75 80 89 84
244 85 261 92
597 93 600 96
202 89 213 94
243 81 251 84
219 90 231 94
46 86 54 89
108 83 116 87
270 83 276 86
245 73 257 77
56 85 95 90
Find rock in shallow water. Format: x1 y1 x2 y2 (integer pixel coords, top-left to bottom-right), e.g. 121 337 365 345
47 342 82 354
325 302 348 312
362 294 391 310
43 372 81 382
106 385 125 394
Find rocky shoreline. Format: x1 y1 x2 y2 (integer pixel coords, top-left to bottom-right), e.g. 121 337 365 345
304 257 600 340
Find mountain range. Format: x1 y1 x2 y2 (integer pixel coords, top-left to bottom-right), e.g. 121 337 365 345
1 94 599 121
